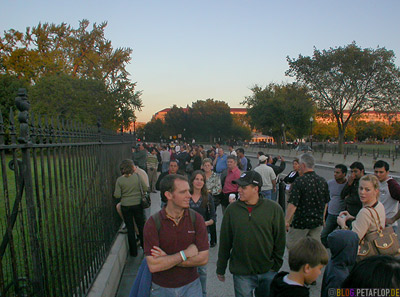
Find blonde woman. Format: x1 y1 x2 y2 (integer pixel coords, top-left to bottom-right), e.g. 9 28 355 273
337 174 385 240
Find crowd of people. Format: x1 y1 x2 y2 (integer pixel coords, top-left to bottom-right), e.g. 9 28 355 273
114 142 400 297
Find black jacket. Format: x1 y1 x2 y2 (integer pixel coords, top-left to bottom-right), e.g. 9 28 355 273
270 272 309 297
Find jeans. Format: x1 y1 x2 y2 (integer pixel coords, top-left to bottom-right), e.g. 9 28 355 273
121 204 145 257
162 162 170 173
321 213 340 248
197 265 207 297
150 278 202 297
233 271 277 297
260 190 272 200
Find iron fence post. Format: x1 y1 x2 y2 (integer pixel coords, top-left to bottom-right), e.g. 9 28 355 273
15 88 45 295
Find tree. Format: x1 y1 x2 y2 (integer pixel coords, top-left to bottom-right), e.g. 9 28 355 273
143 119 166 142
230 117 252 142
286 43 400 153
242 83 314 147
0 20 142 128
29 74 117 129
164 105 190 140
0 74 29 123
191 99 232 142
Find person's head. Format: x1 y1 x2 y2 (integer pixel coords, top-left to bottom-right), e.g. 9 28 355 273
258 155 268 164
138 143 144 150
374 160 390 182
150 147 157 155
227 155 237 170
334 164 347 182
202 158 213 173
341 255 400 289
218 148 224 157
228 145 234 151
292 158 300 171
168 160 179 174
299 153 315 174
119 159 135 175
350 162 365 180
190 170 208 201
160 174 190 209
257 151 265 158
236 148 244 157
289 237 329 285
233 171 263 202
359 174 380 206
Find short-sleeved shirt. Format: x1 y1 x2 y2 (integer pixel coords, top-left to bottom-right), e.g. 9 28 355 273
289 171 330 229
143 208 209 288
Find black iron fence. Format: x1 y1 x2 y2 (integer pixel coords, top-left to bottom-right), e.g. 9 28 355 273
0 89 134 296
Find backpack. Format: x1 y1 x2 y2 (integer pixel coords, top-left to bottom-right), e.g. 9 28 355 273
152 208 197 232
246 157 252 171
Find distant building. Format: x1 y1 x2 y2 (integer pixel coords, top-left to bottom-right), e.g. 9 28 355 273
153 107 399 125
317 110 400 125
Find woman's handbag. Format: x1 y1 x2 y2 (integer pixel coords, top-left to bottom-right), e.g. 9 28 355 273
137 174 151 209
357 206 400 261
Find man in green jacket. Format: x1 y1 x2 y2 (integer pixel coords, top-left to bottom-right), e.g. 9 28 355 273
216 171 286 297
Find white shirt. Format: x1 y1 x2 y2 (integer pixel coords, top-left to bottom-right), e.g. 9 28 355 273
254 164 276 191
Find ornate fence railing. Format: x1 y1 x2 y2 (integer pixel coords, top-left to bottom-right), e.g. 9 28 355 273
0 89 134 296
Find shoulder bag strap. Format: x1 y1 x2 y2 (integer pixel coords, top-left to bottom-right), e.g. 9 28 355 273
365 207 382 232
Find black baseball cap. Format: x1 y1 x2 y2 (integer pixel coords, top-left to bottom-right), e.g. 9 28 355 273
233 171 263 188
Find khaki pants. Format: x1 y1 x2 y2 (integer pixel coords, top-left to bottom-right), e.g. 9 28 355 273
286 226 323 250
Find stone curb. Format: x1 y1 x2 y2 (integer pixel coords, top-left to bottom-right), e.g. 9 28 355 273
87 233 128 297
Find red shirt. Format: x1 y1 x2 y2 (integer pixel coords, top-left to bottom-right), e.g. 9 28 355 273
143 208 209 288
223 167 241 194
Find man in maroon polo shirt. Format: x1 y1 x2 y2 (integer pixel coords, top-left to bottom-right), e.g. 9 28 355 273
144 174 209 296
220 155 242 212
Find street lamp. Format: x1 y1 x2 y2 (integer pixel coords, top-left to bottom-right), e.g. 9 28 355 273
281 123 286 149
309 117 314 148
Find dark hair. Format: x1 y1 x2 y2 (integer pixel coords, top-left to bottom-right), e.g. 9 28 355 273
293 158 299 164
169 159 179 166
350 161 364 172
257 151 265 157
374 160 389 171
227 155 237 162
236 148 244 154
190 170 209 208
335 164 348 175
289 237 328 271
160 174 188 202
120 159 134 175
342 255 400 288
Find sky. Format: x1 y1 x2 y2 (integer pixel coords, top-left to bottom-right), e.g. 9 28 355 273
1 0 399 123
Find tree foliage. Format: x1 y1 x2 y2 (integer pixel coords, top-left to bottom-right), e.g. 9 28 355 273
286 42 400 152
191 99 232 142
242 83 314 145
28 74 118 128
145 100 251 143
0 20 142 128
0 74 29 123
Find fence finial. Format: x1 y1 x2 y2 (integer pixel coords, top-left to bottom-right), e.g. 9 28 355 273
15 88 30 144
